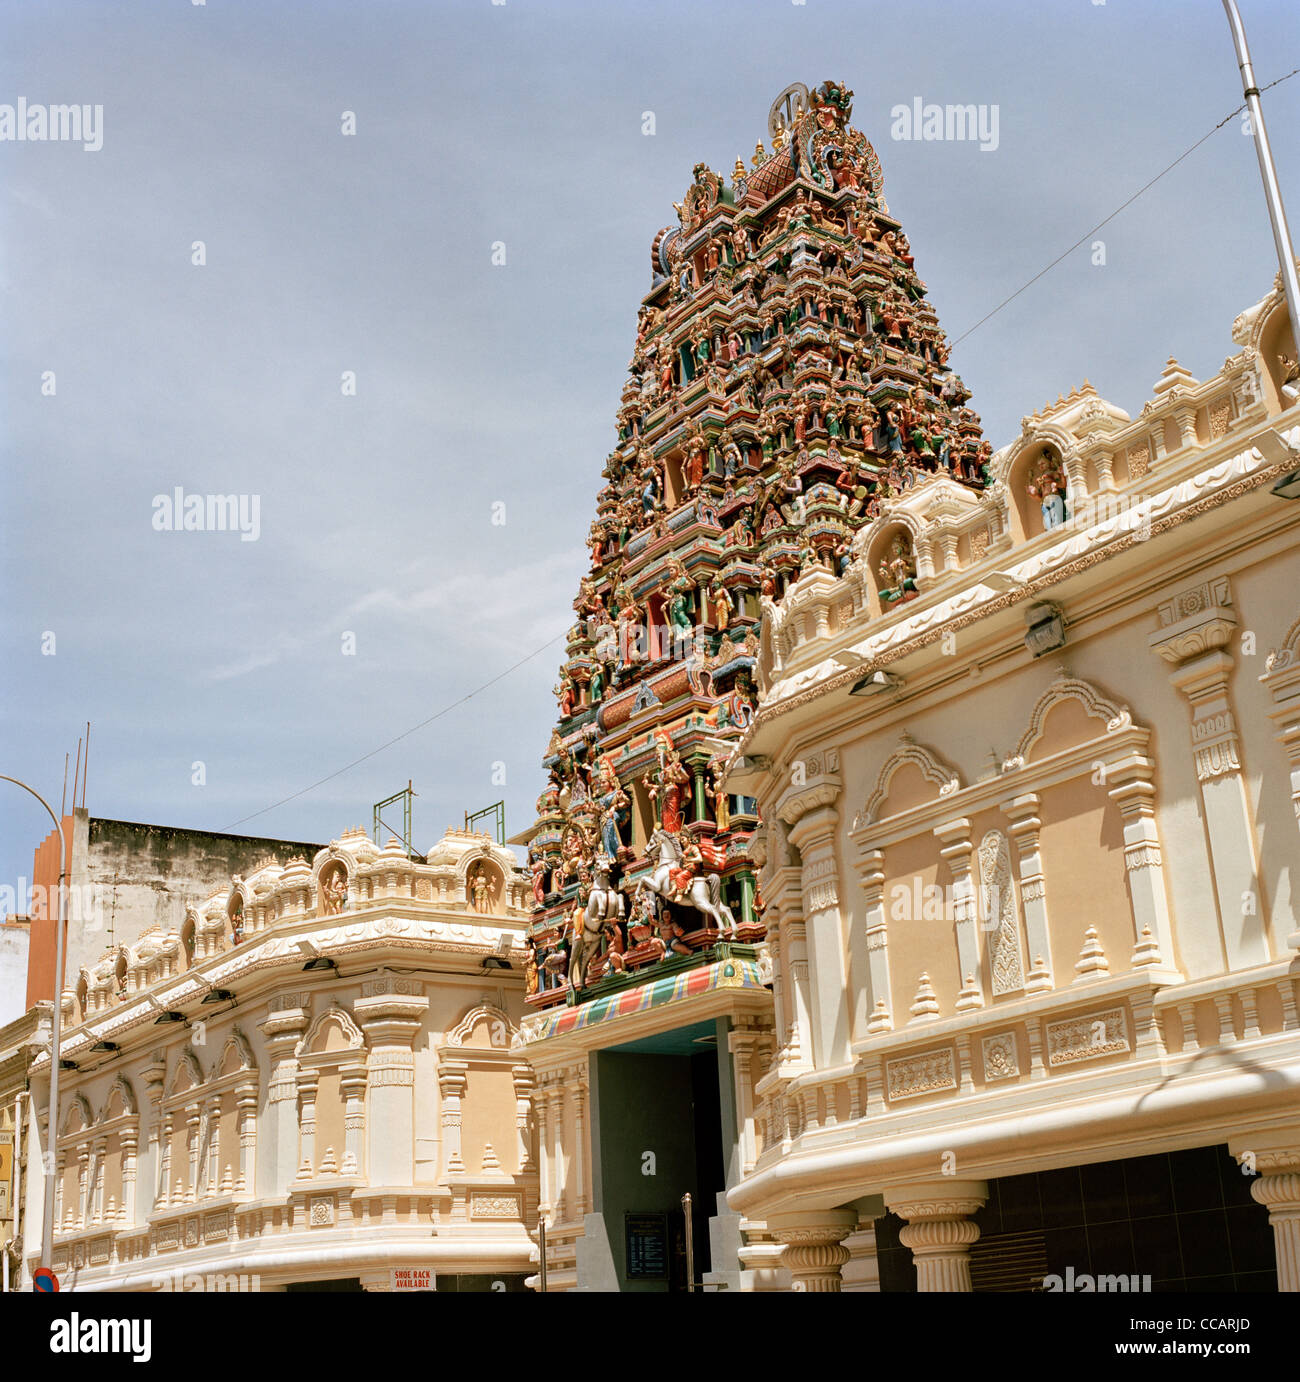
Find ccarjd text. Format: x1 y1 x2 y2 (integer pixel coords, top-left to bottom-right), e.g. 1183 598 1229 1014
49 1314 151 1363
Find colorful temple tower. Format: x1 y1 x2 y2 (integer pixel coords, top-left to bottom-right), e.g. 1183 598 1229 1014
521 79 990 1011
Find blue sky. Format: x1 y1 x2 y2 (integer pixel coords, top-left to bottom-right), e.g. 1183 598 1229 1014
1 0 1298 897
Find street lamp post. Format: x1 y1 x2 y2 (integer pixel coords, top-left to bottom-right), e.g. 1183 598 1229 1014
1222 0 1300 355
0 776 67 1287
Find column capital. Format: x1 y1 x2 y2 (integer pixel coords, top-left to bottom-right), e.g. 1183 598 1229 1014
767 1208 857 1292
884 1179 988 1221
885 1180 987 1292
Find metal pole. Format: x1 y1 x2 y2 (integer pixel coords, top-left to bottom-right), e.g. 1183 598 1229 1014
1222 0 1300 356
682 1192 695 1292
537 1214 548 1293
0 776 67 1286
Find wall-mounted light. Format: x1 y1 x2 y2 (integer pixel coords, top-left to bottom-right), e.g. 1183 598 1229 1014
1271 467 1300 499
1024 602 1067 658
89 1040 119 1053
850 670 904 697
201 989 236 1004
301 956 337 974
481 956 513 972
152 1011 185 1025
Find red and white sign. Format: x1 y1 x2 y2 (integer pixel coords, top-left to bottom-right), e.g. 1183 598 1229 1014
389 1268 433 1292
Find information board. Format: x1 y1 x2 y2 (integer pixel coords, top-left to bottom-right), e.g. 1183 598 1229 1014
625 1212 669 1280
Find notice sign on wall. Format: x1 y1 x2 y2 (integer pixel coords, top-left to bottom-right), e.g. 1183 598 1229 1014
390 1268 433 1291
0 1131 13 1220
625 1212 668 1280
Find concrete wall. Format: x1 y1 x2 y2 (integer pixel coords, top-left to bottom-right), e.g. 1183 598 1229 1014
0 922 30 1026
26 811 323 1006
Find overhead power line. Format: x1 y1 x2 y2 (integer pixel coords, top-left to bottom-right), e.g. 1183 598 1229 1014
952 66 1299 347
222 628 566 832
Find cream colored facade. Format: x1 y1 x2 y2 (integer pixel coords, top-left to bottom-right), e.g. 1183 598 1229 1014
19 828 539 1292
522 277 1300 1291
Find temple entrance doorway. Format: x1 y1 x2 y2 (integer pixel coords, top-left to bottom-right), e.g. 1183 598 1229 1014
580 1020 730 1292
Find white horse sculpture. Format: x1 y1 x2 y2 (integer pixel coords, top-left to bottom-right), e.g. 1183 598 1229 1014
570 856 626 990
638 827 736 935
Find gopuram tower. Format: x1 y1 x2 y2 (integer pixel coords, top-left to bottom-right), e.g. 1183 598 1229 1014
521 80 990 1012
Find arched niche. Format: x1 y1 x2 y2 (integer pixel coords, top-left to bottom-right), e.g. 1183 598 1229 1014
465 856 505 915
317 857 351 918
868 522 920 611
1006 441 1070 541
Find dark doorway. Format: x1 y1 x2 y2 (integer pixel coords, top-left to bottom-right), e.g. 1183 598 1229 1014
587 1022 728 1292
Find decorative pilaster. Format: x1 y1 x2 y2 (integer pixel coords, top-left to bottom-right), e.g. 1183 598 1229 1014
120 1126 137 1226
355 975 427 1186
768 1208 857 1292
235 1085 257 1194
886 1180 988 1291
436 1062 468 1177
728 1020 769 1177
296 1072 318 1179
511 1063 535 1173
184 1103 200 1202
536 1080 554 1217
1150 578 1268 969
853 848 892 1035
570 1065 589 1216
934 820 982 1008
340 1061 367 1176
1002 794 1054 992
205 1094 221 1193
259 992 311 1194
778 753 848 1068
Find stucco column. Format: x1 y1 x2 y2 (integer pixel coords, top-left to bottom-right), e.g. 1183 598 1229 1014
779 760 848 1069
295 1072 318 1179
886 1180 987 1292
1002 794 1055 990
511 1063 535 1173
1231 1135 1300 1291
1253 1172 1300 1291
258 992 311 1194
141 1052 165 1212
728 1022 768 1178
549 1081 569 1222
355 977 427 1186
570 1064 589 1217
1150 580 1267 968
235 1085 257 1195
157 1115 172 1208
90 1136 106 1223
120 1126 137 1226
340 1059 367 1176
935 819 981 1010
768 1208 857 1292
535 1080 554 1217
205 1094 221 1193
850 848 892 1036
438 1062 468 1177
184 1103 200 1202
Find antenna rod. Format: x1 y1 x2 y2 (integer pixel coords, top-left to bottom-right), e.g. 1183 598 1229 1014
81 721 90 809
60 753 70 818
70 737 82 819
